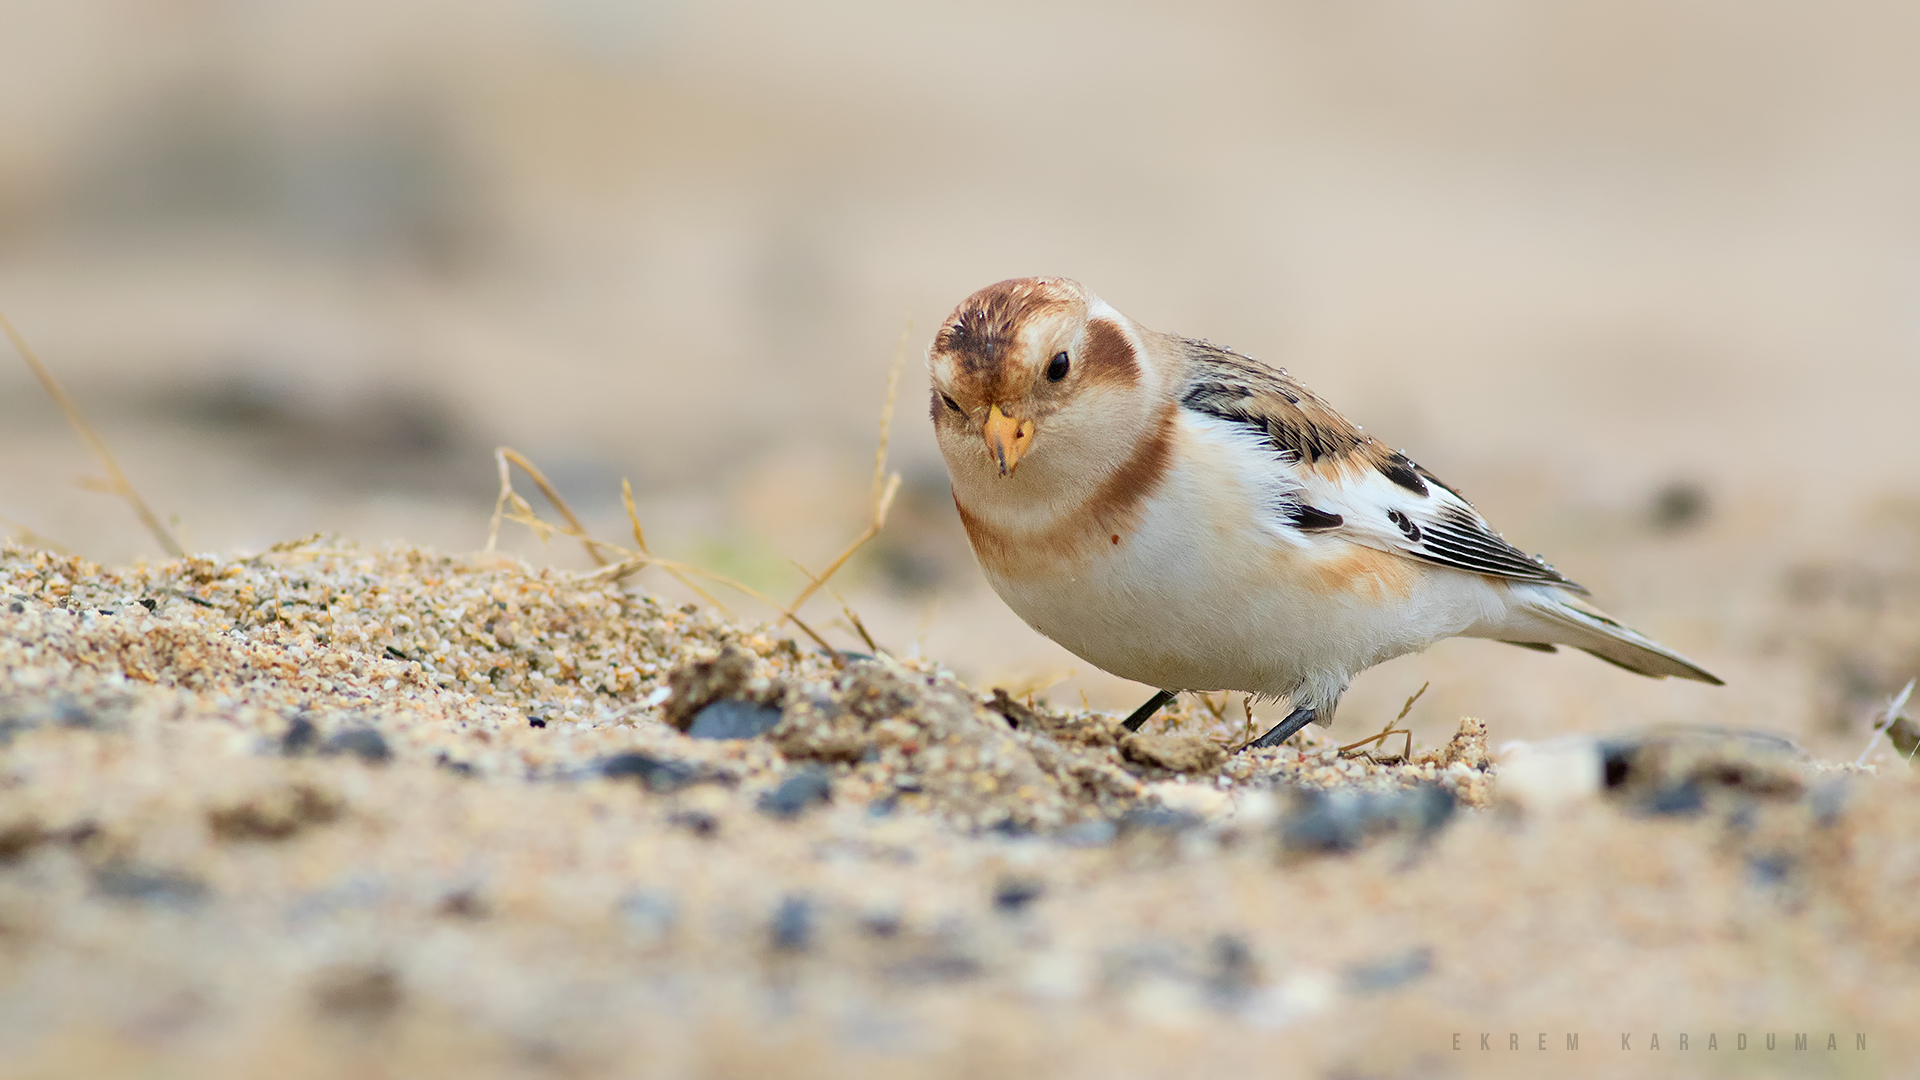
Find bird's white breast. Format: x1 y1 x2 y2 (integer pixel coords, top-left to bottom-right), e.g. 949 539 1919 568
952 410 1507 702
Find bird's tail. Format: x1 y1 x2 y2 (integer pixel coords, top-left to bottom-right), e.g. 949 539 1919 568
1489 589 1724 685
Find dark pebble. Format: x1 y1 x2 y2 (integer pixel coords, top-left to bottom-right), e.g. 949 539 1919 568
1747 853 1794 887
8 601 22 614
1281 784 1455 855
992 877 1044 913
1115 806 1204 835
1644 781 1705 817
686 699 783 740
1810 778 1850 827
619 891 678 942
883 953 982 984
599 752 699 793
323 727 391 764
758 770 832 819
527 716 548 729
1205 934 1259 1007
1650 480 1710 532
435 753 476 778
1600 743 1634 788
771 894 814 952
668 810 719 838
312 964 403 1022
0 821 47 862
858 911 903 938
1056 820 1118 848
436 890 489 919
281 716 318 755
1343 946 1433 994
92 865 209 908
51 697 96 729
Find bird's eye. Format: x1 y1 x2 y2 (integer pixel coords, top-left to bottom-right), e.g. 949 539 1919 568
1047 352 1070 381
941 393 963 413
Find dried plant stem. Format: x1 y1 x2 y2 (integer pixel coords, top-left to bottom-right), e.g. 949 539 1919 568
2 308 183 558
790 558 884 655
486 447 616 566
622 478 731 615
583 550 841 660
485 444 844 661
1855 677 1916 766
0 512 72 555
782 337 907 622
484 332 913 666
1340 681 1429 761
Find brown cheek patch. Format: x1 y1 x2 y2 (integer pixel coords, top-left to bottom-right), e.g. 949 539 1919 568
1079 319 1140 389
955 404 1177 580
1299 543 1417 603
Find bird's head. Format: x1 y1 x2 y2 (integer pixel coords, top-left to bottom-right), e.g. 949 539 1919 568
926 277 1153 480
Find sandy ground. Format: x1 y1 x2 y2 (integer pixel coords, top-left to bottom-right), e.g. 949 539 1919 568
1 537 1917 1080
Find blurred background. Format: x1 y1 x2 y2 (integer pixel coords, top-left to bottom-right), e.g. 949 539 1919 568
3 0 1917 754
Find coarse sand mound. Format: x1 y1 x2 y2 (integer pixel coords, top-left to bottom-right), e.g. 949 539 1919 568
2 537 1917 1079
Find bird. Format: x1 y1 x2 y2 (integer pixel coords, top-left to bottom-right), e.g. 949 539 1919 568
926 277 1722 749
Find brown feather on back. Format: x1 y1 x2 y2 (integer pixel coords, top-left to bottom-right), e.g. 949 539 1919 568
1177 339 1586 592
1177 341 1414 485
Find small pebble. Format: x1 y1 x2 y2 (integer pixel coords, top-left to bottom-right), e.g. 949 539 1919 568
599 752 699 793
281 716 318 755
686 699 783 740
92 865 209 908
992 877 1044 913
758 770 832 820
1342 947 1433 994
322 728 391 764
771 895 814 952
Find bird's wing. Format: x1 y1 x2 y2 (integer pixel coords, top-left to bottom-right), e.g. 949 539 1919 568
1179 341 1587 594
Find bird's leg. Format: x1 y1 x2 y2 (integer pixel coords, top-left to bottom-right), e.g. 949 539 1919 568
1239 704 1318 752
1119 689 1177 733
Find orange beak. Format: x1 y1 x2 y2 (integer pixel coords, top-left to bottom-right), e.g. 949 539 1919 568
982 404 1035 477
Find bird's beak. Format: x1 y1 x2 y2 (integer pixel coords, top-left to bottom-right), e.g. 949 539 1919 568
982 404 1035 477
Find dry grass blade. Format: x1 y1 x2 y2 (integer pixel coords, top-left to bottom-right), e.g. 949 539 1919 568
2 307 184 558
485 447 617 566
871 324 909 505
481 334 913 670
1855 676 1917 766
487 445 847 664
791 558 885 655
622 478 732 615
0 512 73 555
1340 681 1429 761
583 550 842 660
1395 681 1430 723
621 479 651 554
781 333 907 626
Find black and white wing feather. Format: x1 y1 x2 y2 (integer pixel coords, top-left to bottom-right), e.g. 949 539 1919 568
1179 341 1587 594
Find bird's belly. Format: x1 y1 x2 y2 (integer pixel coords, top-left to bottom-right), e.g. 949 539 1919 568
976 483 1485 695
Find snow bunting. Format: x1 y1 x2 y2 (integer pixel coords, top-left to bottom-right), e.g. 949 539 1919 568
927 277 1722 749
